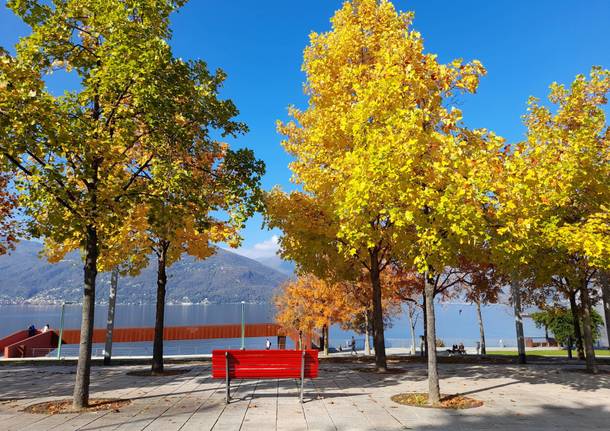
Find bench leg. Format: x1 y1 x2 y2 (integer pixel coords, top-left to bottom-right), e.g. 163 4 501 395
225 352 231 404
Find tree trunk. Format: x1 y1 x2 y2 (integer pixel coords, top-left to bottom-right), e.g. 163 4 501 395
599 271 610 348
364 310 371 356
298 331 303 350
152 242 169 374
568 291 585 360
424 271 440 405
510 274 526 364
368 248 387 371
72 225 98 409
475 298 486 355
103 268 119 366
408 306 416 355
579 280 597 373
323 325 329 356
422 294 428 357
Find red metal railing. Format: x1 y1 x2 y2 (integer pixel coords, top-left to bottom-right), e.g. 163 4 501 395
0 329 37 352
59 323 284 344
3 331 58 358
1 323 311 358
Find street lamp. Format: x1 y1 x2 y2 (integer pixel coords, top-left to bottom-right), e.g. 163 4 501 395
57 302 67 359
240 301 246 350
56 301 76 359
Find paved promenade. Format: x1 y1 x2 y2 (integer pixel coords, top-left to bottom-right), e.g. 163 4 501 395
0 359 608 430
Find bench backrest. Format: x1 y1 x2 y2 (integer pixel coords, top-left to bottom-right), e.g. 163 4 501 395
212 349 319 379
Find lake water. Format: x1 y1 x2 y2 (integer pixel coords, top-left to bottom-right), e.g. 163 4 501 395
0 302 544 356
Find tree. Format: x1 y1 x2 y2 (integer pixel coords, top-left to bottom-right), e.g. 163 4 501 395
390 265 467 358
405 300 421 355
273 2 500 386
496 68 610 373
144 190 263 375
339 271 402 354
98 208 150 366
104 267 119 365
0 0 209 408
459 261 504 355
598 271 610 348
0 171 18 255
275 275 358 354
125 57 264 374
539 261 588 360
264 190 365 341
531 306 603 357
274 274 399 355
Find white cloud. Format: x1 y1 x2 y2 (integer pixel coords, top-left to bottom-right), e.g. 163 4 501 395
232 235 280 259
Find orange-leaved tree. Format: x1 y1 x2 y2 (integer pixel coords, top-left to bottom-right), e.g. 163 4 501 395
274 274 360 354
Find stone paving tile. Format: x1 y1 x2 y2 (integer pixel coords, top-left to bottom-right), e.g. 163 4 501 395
143 374 220 430
210 380 259 431
112 368 209 431
240 379 278 430
0 360 609 430
177 389 227 430
78 366 206 431
275 379 308 431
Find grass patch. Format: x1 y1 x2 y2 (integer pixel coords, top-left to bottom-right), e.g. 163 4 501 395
391 392 483 409
486 350 610 357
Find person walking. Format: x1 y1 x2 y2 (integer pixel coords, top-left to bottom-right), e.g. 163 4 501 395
42 324 50 333
265 338 271 350
476 341 481 355
420 335 425 357
350 336 357 356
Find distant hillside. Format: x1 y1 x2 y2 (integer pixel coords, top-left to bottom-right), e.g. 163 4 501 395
255 256 295 275
0 241 288 304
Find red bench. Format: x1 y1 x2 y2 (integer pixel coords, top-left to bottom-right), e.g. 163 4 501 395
212 349 319 404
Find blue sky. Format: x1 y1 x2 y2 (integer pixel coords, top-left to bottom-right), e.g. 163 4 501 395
2 0 610 261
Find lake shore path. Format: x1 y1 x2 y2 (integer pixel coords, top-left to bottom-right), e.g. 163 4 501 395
0 356 608 430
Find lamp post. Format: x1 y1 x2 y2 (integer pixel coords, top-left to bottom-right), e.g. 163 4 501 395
240 301 245 350
56 302 67 359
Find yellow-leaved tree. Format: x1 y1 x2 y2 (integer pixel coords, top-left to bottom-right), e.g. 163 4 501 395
0 0 191 408
272 1 503 405
495 68 610 373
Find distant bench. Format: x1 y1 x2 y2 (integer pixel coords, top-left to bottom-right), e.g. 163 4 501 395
212 349 319 404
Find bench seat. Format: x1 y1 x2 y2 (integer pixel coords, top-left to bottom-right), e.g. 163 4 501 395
212 349 319 403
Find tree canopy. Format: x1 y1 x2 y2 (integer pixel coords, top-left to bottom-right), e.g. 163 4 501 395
0 171 18 255
0 0 264 407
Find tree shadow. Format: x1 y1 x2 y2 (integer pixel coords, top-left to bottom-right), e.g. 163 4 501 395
435 362 610 392
377 402 610 431
0 357 608 405
0 364 199 401
317 357 610 392
2 362 609 431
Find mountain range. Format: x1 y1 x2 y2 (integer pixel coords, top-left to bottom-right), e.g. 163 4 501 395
0 240 291 304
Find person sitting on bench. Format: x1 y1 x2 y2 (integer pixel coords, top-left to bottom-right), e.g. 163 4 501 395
446 344 466 355
27 324 37 337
